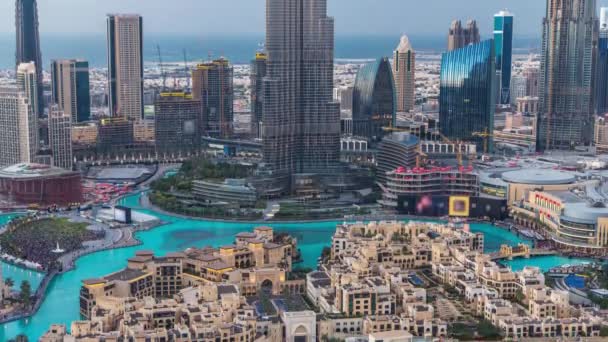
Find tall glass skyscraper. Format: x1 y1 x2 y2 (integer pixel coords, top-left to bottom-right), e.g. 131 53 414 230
107 14 144 120
439 40 496 152
537 0 597 151
263 0 340 175
352 57 396 144
51 60 91 123
250 52 267 139
494 10 514 105
596 8 608 115
15 0 43 117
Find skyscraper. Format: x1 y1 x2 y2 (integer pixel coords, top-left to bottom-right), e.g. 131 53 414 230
447 19 480 51
16 62 39 158
192 58 234 138
352 58 396 143
0 88 36 166
107 14 143 120
15 0 43 118
510 75 527 105
494 10 514 105
263 0 340 175
523 67 540 98
537 0 598 151
393 35 416 113
154 92 202 155
439 40 496 151
51 59 91 123
596 8 608 114
48 105 73 170
250 52 267 139
97 117 134 153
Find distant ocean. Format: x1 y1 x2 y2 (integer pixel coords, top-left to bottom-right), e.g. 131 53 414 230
0 33 541 69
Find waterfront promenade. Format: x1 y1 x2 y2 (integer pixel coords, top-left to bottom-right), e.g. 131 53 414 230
0 191 597 341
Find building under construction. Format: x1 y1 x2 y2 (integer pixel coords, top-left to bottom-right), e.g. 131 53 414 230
154 92 202 154
192 58 234 138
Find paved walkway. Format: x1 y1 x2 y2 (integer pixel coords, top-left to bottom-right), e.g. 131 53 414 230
56 214 139 272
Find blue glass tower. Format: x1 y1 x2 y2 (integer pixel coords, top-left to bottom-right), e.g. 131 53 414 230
439 40 496 152
494 10 513 105
352 57 396 144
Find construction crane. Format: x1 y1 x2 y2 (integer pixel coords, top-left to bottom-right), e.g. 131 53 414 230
183 49 191 90
472 128 494 155
382 126 428 168
435 131 464 168
156 45 167 91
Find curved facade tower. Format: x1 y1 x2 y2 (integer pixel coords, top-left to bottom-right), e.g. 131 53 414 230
537 0 598 151
352 57 396 144
15 0 43 117
263 0 340 176
439 40 496 152
393 35 416 113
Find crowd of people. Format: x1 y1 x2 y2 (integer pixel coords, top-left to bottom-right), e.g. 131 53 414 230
0 215 103 270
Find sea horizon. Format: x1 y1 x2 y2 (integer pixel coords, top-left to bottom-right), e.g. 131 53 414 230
0 33 541 69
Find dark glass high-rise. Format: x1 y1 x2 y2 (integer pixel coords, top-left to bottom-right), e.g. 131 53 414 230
439 40 496 152
15 0 43 117
352 57 396 144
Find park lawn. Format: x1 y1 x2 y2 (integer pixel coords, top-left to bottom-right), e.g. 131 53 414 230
0 217 99 267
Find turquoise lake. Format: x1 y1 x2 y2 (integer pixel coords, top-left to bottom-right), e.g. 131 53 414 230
0 193 594 340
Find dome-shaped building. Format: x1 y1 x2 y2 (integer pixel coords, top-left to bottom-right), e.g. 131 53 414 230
352 57 396 144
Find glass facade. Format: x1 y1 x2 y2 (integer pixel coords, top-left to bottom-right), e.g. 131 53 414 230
263 0 340 175
250 53 267 139
537 0 596 151
494 11 514 105
51 60 91 123
596 30 608 115
352 57 396 144
439 40 496 152
15 0 43 117
106 15 144 120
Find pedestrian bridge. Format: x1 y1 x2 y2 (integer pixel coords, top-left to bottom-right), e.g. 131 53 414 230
489 243 556 261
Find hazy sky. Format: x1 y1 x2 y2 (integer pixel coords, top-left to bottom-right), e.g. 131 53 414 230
2 0 608 37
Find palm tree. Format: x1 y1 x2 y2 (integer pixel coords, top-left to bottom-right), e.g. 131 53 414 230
19 280 32 308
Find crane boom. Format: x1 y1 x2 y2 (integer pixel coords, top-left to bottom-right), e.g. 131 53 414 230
157 45 166 91
183 49 190 90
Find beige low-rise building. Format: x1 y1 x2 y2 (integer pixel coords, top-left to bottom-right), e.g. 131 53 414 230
80 227 300 319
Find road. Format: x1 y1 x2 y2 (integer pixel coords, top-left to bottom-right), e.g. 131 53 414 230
56 214 138 272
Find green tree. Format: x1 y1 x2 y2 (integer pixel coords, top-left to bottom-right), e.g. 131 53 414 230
449 323 474 340
19 280 32 308
600 326 608 337
5 277 14 288
477 320 502 340
8 334 28 342
514 289 526 304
